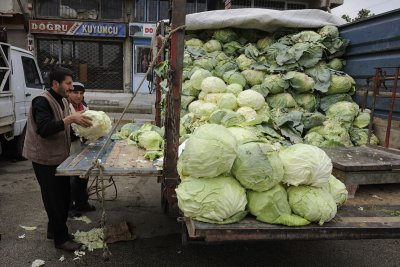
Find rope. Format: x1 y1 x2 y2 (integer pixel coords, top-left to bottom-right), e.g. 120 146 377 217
82 24 186 261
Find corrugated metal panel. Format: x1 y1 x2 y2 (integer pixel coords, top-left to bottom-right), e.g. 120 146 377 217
339 9 400 120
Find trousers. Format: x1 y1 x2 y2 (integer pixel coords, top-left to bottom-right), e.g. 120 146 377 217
70 176 89 208
32 162 70 245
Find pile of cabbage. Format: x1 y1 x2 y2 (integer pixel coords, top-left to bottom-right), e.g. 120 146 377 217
112 122 165 160
176 125 348 226
157 25 379 147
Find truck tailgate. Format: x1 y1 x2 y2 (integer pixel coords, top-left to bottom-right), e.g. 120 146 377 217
183 184 400 242
0 92 14 134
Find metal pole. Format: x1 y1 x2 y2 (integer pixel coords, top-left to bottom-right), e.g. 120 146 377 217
385 67 400 148
368 68 382 145
155 21 165 127
162 0 186 207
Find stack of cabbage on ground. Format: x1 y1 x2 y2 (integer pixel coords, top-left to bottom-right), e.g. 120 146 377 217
157 25 378 147
176 124 348 226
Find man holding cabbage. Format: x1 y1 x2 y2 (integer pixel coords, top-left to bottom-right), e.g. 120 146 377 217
23 67 92 252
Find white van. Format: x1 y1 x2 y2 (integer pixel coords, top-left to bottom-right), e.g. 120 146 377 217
0 42 44 158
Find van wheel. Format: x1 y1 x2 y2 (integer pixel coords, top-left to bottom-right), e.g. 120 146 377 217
16 127 26 160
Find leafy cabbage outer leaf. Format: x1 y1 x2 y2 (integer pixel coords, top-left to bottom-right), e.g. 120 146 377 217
262 74 289 95
185 38 204 48
237 89 265 111
284 71 315 94
203 93 224 104
226 83 244 96
227 127 261 144
304 132 324 146
323 175 348 206
308 120 353 147
256 36 274 52
176 176 247 224
279 143 332 187
327 58 345 71
236 106 258 122
353 111 370 129
137 131 163 150
182 80 200 97
302 112 326 129
291 31 322 43
209 109 229 125
214 60 238 78
190 69 212 90
247 184 310 226
72 110 112 141
177 124 237 179
326 74 355 95
193 57 217 72
220 111 246 127
201 76 227 94
326 101 359 123
288 185 337 225
319 25 339 39
181 95 196 110
223 41 243 56
232 142 284 192
305 62 331 93
117 123 141 139
267 93 297 109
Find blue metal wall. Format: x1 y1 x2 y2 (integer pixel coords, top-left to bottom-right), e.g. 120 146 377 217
339 9 400 120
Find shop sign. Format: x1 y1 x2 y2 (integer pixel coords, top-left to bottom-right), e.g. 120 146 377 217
129 23 156 37
29 20 126 38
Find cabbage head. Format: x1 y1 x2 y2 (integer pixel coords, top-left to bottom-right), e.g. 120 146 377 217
186 38 204 48
262 74 289 95
327 58 344 71
304 132 324 146
213 29 238 43
204 39 222 53
232 142 284 192
353 111 370 128
326 74 355 95
190 69 212 90
182 80 200 97
284 71 315 94
319 93 353 112
220 111 246 127
181 95 196 110
292 93 317 112
326 101 359 123
177 124 237 178
137 131 163 150
291 31 322 43
117 123 140 139
288 185 337 225
267 93 297 109
214 61 238 78
217 93 238 110
236 54 255 71
319 25 340 39
279 143 332 187
203 93 224 104
323 175 348 206
223 71 247 87
251 84 269 98
309 120 353 147
349 128 379 146
176 176 247 224
237 90 265 111
201 76 227 93
72 110 112 141
247 184 310 226
188 100 204 114
193 57 217 72
256 36 274 51
242 70 265 86
226 83 244 96
223 41 243 56
236 106 258 122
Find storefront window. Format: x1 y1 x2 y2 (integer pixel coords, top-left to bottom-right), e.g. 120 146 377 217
134 0 146 21
159 0 169 20
101 0 123 19
147 0 158 22
36 0 60 17
135 46 151 74
37 39 123 90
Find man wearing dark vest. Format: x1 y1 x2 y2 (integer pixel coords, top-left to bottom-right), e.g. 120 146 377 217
23 67 92 252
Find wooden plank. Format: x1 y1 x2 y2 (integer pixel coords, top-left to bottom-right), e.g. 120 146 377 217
56 138 160 177
323 146 400 172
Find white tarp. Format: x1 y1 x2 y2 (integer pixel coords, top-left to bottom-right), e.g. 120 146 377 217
186 8 346 32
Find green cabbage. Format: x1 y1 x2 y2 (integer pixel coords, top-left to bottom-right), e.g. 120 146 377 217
203 93 224 104
213 29 238 43
323 175 348 206
176 176 247 224
279 144 332 187
137 131 163 151
223 41 243 56
232 142 284 192
237 90 265 111
288 185 337 225
326 74 355 95
251 84 269 98
72 110 112 141
319 93 353 112
327 58 345 71
204 39 222 52
319 25 340 39
349 128 379 146
201 76 227 94
247 184 310 226
185 38 204 48
236 54 255 71
227 127 260 144
236 106 258 122
353 111 370 128
226 83 244 96
177 124 237 178
117 123 140 139
326 101 359 123
262 74 289 95
242 70 265 86
304 132 324 146
256 36 274 51
292 93 317 112
267 93 297 109
284 71 315 94
193 57 217 71
190 69 212 90
223 71 247 87
217 93 238 110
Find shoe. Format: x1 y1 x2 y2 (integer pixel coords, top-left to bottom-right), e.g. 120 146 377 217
68 209 82 218
47 232 74 240
55 240 82 252
75 203 96 213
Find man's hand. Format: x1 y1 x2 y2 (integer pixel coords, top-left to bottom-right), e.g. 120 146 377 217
63 112 92 128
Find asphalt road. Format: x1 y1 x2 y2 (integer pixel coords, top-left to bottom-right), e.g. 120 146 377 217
1 157 400 267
